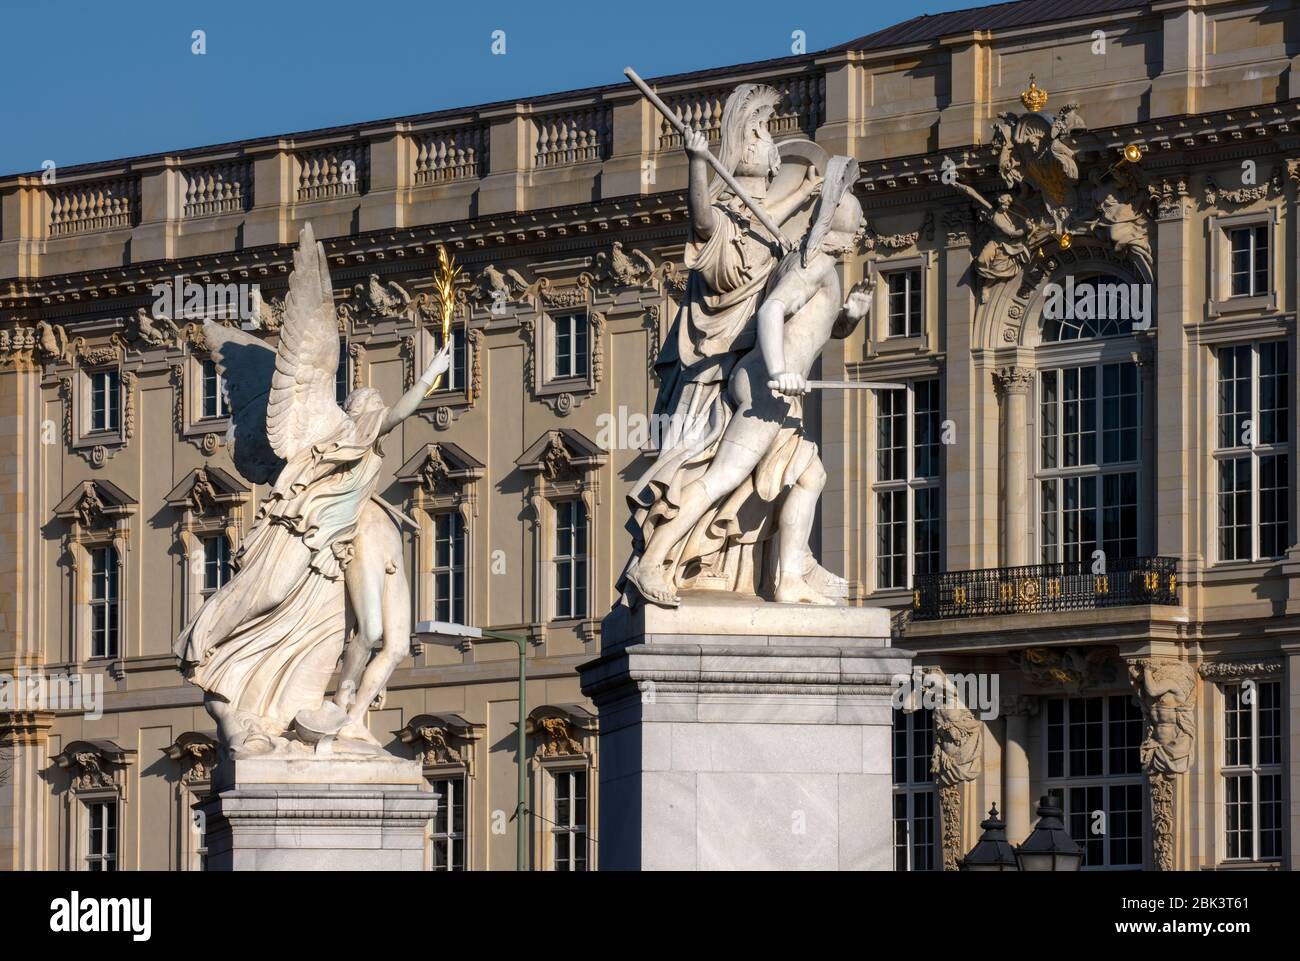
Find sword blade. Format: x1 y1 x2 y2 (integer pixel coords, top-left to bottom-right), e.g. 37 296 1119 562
804 380 908 391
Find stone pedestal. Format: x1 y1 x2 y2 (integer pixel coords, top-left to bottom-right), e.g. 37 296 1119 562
580 595 911 871
198 753 438 871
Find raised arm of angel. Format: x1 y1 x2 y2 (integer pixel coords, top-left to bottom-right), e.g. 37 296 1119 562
379 339 454 435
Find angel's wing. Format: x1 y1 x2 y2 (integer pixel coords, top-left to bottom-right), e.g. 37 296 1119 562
265 223 348 461
203 322 284 485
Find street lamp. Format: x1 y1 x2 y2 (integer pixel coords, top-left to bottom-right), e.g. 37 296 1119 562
416 619 530 872
959 803 1019 871
1014 795 1083 872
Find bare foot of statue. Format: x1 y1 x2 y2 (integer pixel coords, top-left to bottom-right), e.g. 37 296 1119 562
774 571 836 606
627 563 681 608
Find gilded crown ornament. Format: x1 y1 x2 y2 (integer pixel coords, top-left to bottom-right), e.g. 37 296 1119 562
1020 74 1048 112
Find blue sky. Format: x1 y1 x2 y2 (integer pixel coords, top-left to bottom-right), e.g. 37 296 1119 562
3 0 978 175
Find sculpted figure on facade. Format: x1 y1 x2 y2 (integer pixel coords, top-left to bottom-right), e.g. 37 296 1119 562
1082 166 1153 277
991 77 1084 235
929 673 984 872
127 305 182 348
36 320 71 364
1129 659 1197 776
624 151 869 607
471 263 533 311
950 181 1032 298
1129 658 1197 869
174 223 453 757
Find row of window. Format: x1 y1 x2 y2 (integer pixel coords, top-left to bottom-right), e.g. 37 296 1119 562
81 503 590 660
873 337 1292 588
83 318 590 436
875 227 1275 345
892 681 1284 870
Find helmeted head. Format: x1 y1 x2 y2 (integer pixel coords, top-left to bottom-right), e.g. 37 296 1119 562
801 155 864 265
710 83 782 200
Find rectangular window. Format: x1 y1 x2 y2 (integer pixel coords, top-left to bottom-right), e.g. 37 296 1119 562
1229 225 1269 298
200 359 227 419
554 501 588 619
430 776 466 871
429 327 468 392
85 800 118 872
202 535 230 596
892 708 936 871
1216 342 1290 562
886 269 923 338
874 380 942 589
553 313 589 380
1039 363 1141 564
89 545 119 659
90 370 120 433
433 513 466 624
1222 680 1283 862
1045 694 1144 869
336 340 349 404
552 769 588 871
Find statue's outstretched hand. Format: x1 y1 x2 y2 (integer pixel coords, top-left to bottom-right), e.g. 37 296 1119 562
844 279 873 321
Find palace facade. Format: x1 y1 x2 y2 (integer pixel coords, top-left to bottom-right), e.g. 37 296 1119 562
3 0 1299 870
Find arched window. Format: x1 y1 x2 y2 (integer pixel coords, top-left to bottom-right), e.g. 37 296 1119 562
1035 272 1150 565
1040 274 1144 342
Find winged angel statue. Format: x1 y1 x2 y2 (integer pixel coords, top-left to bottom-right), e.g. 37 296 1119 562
175 224 451 757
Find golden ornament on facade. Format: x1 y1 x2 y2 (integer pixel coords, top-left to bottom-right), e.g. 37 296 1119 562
1020 74 1048 112
1018 578 1039 606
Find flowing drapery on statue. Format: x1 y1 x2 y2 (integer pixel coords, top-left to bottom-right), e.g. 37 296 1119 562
623 84 829 601
175 223 452 756
624 152 870 609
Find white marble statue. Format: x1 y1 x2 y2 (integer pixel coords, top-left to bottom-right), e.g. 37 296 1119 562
175 223 452 756
625 154 870 608
621 82 856 607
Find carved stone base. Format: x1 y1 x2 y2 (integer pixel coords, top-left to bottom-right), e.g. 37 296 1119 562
198 753 438 871
580 593 910 870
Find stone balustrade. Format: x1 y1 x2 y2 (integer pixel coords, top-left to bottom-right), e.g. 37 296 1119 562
182 161 252 218
3 0 1294 282
295 143 368 201
0 61 827 278
47 175 139 237
412 124 487 185
532 105 611 169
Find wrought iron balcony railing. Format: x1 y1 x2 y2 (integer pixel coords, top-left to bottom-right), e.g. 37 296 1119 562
910 556 1178 622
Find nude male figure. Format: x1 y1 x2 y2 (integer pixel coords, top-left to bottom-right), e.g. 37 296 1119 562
628 155 870 608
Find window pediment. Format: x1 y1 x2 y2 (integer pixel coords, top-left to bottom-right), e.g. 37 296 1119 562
54 739 135 793
527 704 597 759
397 713 484 772
53 480 136 531
164 466 249 516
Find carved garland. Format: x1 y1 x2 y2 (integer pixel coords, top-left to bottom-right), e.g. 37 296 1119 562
1197 660 1283 680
